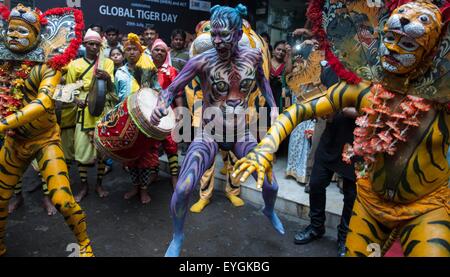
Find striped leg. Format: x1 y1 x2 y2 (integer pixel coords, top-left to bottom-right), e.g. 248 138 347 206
399 207 449 257
37 143 93 257
165 139 218 257
233 141 284 234
0 142 26 256
345 199 391 257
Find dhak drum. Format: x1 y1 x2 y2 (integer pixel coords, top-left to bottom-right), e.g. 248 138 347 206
94 88 175 162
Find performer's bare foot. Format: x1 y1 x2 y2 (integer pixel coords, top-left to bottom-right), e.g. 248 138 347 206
8 194 24 213
95 185 109 198
171 176 178 190
124 186 139 200
139 188 151 204
42 196 57 216
0 244 6 256
75 183 88 203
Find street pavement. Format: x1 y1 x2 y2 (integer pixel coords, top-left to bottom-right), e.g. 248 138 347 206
4 162 338 257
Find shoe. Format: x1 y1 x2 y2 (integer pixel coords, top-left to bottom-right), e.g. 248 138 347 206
337 240 347 257
294 225 325 244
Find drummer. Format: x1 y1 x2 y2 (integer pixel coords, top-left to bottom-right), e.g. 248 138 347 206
148 38 180 190
66 29 116 202
115 33 164 204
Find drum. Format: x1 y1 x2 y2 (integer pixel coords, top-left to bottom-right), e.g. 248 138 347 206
94 88 175 162
127 87 175 140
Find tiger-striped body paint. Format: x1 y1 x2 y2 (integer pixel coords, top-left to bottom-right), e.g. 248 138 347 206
234 80 449 256
151 5 282 257
0 62 93 257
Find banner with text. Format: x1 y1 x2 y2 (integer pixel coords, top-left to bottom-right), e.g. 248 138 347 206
35 0 213 39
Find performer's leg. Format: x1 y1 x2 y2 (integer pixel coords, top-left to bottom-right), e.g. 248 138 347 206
39 172 57 216
337 177 357 256
399 207 449 257
95 158 109 198
37 143 93 256
8 179 24 213
225 152 244 207
124 167 140 200
75 163 90 202
219 150 229 175
138 168 152 204
162 135 179 189
346 199 390 256
148 139 161 184
233 141 285 235
190 161 215 213
165 139 218 257
0 143 26 255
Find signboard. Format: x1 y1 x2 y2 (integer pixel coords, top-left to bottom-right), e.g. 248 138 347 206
35 0 214 39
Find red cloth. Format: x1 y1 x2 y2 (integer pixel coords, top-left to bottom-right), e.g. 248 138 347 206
144 66 179 169
147 134 178 168
157 65 178 90
270 63 285 78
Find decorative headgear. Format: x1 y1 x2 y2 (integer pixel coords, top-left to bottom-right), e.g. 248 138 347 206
151 38 171 66
0 4 84 70
124 33 144 53
84 28 103 44
384 0 442 55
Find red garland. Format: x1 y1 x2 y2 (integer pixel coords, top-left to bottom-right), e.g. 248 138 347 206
307 0 362 84
36 8 48 25
43 8 84 71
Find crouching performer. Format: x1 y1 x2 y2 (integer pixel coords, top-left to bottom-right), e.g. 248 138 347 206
151 4 283 257
0 4 93 256
233 0 450 257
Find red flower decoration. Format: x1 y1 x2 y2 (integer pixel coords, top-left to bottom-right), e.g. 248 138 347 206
0 4 10 20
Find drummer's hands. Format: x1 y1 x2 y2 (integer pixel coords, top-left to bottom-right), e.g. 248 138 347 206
232 146 274 189
75 97 86 109
96 70 111 81
150 99 168 126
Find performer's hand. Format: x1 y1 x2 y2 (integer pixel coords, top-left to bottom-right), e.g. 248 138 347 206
232 147 274 189
96 70 111 81
150 99 168 126
292 28 312 37
75 98 86 108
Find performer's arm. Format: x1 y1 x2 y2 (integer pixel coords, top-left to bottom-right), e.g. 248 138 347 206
0 66 61 131
151 55 203 124
233 80 371 187
159 55 203 107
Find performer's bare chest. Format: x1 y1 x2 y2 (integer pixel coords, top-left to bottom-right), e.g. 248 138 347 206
204 58 257 103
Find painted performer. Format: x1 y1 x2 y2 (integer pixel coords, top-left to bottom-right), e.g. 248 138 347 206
186 18 271 213
151 4 283 257
233 0 450 256
0 4 93 256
